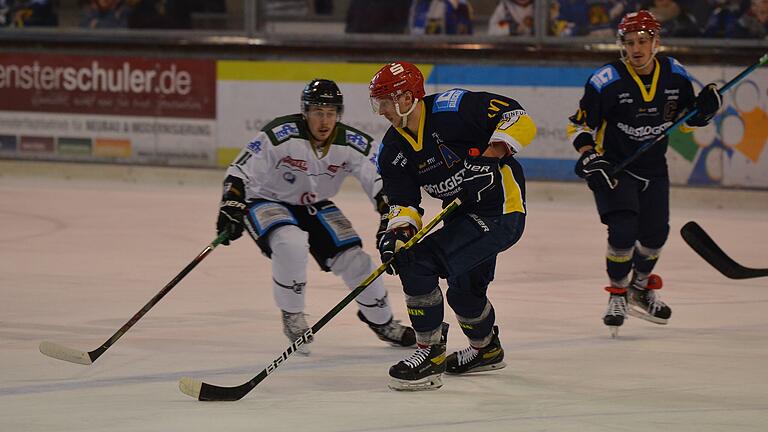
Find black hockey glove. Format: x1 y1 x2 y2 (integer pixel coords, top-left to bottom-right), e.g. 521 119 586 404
459 154 499 204
374 191 390 245
686 83 722 127
377 225 416 275
216 175 247 245
575 149 617 190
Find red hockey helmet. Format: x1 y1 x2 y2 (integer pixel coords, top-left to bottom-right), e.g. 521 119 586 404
369 62 426 101
617 10 661 39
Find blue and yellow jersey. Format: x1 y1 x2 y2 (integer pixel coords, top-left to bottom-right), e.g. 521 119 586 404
377 89 536 223
567 55 697 178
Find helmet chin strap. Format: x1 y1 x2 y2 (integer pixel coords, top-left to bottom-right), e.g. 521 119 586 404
395 99 419 128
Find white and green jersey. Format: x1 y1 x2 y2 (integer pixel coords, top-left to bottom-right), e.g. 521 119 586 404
225 113 381 206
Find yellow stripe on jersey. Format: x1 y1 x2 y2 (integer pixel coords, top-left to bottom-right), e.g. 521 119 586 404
491 113 537 153
625 58 660 103
387 205 423 230
395 100 426 152
500 165 525 214
595 120 608 154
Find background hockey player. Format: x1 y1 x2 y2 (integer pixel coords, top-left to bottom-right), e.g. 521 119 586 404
369 61 536 391
215 79 416 354
567 10 722 336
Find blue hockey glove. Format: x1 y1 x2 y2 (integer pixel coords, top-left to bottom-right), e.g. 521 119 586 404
377 226 415 275
575 149 617 190
459 154 499 203
686 83 722 127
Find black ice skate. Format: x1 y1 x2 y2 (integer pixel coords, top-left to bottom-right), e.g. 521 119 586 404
388 323 448 391
357 311 416 347
281 310 313 356
628 274 671 325
603 287 628 338
446 325 506 374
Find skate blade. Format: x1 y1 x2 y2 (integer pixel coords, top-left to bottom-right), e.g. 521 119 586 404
628 308 668 325
446 361 507 374
608 326 620 338
388 374 443 391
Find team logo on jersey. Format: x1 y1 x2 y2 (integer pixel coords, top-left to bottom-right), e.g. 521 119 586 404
283 172 296 184
433 89 466 113
487 99 510 118
278 156 308 171
345 130 370 153
247 139 263 153
497 109 526 130
272 122 300 142
439 144 461 168
589 65 619 92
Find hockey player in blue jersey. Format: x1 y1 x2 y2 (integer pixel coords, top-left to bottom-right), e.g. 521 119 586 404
567 10 722 337
368 61 537 390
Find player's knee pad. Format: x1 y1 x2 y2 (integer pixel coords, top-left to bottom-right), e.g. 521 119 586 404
405 287 444 339
269 226 309 313
445 287 487 317
604 210 639 249
330 247 391 324
454 300 496 347
639 224 669 249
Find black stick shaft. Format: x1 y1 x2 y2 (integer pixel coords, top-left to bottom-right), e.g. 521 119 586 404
86 232 229 362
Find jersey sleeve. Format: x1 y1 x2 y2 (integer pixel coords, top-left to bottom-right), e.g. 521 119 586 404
377 135 424 229
567 63 622 152
224 131 273 191
348 138 384 208
460 91 537 154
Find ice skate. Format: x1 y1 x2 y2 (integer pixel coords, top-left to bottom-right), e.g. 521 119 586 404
388 323 448 391
628 274 671 325
446 325 506 374
603 287 628 338
357 311 416 347
281 310 313 355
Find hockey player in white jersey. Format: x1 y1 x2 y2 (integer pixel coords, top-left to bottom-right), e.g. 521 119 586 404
215 79 416 354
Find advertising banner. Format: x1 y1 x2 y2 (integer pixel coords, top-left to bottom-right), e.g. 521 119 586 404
0 53 216 166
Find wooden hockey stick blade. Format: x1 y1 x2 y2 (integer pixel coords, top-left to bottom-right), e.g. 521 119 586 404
38 341 93 365
681 221 768 279
180 198 463 401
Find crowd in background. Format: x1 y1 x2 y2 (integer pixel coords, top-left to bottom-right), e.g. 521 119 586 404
0 0 765 39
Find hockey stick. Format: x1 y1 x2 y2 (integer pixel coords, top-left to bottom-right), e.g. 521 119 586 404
611 53 768 177
39 232 230 365
179 197 463 401
680 221 768 280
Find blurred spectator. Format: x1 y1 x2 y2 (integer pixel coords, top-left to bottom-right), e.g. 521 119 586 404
128 0 191 29
488 0 534 36
410 0 473 35
643 0 702 36
731 0 768 37
550 0 577 35
80 0 132 28
2 0 57 27
554 0 634 37
346 0 411 34
703 0 747 37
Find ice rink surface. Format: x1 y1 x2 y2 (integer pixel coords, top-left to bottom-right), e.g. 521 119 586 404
1 162 767 432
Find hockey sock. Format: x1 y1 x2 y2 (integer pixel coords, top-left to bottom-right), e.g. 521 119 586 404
405 288 445 344
633 242 662 277
455 301 496 348
330 247 392 325
269 226 309 313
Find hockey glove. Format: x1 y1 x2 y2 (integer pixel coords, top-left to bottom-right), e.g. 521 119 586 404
459 154 499 204
377 225 416 275
686 83 722 127
575 149 617 190
216 175 247 245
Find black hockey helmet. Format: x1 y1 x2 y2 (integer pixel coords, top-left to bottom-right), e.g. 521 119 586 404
301 79 344 116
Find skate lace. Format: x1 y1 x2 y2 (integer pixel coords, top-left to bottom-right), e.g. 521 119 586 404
644 290 668 314
402 347 431 368
455 346 479 366
606 295 627 317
